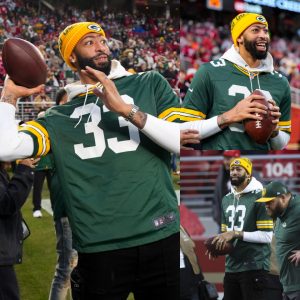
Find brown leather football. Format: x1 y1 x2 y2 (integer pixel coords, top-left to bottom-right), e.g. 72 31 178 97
243 89 276 144
2 38 47 88
204 236 234 256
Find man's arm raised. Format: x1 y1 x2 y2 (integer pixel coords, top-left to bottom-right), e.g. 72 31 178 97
0 77 43 160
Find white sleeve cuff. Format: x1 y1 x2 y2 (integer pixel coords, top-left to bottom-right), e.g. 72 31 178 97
180 116 221 140
0 102 34 160
270 130 290 150
141 114 180 154
243 231 273 243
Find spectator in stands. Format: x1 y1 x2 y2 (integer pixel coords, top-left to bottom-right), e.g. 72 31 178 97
33 92 52 113
0 158 38 300
208 157 273 300
182 13 289 150
212 150 240 230
257 181 300 300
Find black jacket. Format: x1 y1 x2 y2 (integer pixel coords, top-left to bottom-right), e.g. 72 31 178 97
0 164 34 266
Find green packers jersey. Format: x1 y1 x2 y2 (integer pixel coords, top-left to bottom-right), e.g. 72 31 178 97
183 59 291 150
19 71 180 253
34 153 53 171
221 187 273 272
275 195 300 293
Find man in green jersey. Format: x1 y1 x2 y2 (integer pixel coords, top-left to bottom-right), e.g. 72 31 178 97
0 21 181 299
182 13 290 150
208 157 273 300
257 181 300 300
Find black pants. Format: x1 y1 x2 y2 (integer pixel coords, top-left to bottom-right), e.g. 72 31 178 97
223 270 268 300
283 291 300 300
32 170 51 211
0 265 19 300
71 233 179 300
264 273 283 300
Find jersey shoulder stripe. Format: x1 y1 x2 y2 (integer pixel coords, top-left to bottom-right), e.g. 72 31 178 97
278 120 291 133
256 220 274 230
221 223 227 232
170 107 206 122
19 120 50 156
158 107 205 122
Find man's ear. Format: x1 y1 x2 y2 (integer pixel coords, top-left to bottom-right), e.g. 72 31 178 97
237 36 243 45
70 53 76 63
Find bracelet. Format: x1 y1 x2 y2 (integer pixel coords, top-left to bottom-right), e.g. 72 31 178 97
234 231 242 239
125 104 139 122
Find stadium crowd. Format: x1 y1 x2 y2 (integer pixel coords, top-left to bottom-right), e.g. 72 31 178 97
0 0 179 88
0 0 179 120
180 19 300 98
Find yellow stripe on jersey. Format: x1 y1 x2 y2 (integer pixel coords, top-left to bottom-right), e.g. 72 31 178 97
158 107 206 122
180 108 206 119
158 107 183 121
278 120 291 133
19 121 50 156
256 220 273 229
221 224 227 232
168 115 204 122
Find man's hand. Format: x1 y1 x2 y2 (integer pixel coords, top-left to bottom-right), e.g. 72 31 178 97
205 249 218 261
18 157 40 168
212 231 236 250
82 66 132 116
180 129 200 149
82 66 148 129
268 99 281 138
218 93 268 129
288 250 300 266
0 77 44 107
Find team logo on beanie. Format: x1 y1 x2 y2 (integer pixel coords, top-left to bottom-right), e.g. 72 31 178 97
233 160 240 165
87 24 102 32
256 16 266 22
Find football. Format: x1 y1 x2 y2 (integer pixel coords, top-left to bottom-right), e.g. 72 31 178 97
243 89 276 144
204 236 234 256
2 38 47 88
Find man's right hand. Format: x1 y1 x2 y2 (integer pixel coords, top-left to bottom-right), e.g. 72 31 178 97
180 129 200 150
18 157 40 168
218 93 268 128
0 77 44 107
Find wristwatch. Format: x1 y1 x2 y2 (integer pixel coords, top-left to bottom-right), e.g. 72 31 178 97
125 104 139 122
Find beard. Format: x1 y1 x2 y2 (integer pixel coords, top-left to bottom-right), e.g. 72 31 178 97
266 203 282 219
230 174 247 187
244 38 269 60
75 51 112 75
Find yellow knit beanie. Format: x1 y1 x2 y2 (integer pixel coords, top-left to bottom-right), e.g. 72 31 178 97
230 158 253 175
231 13 268 47
58 22 106 70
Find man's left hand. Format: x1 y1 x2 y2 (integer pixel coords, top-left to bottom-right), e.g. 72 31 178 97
268 99 281 138
288 250 300 266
